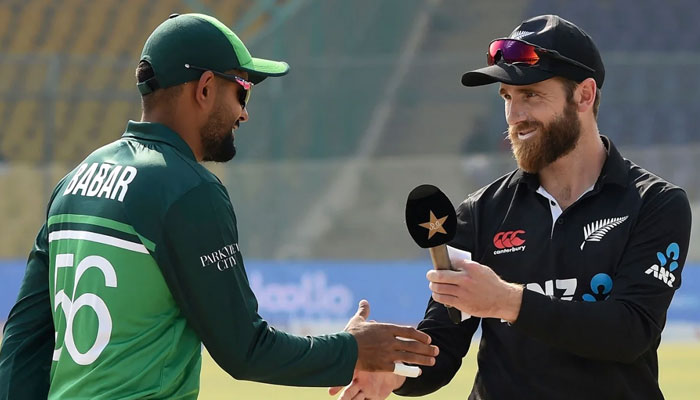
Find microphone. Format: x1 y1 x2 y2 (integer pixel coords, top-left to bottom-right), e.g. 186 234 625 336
405 184 463 324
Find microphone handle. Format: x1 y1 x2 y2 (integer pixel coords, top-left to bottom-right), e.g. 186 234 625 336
429 244 463 324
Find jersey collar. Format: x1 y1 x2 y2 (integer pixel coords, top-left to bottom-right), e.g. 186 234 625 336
596 135 628 188
121 121 196 161
509 135 629 190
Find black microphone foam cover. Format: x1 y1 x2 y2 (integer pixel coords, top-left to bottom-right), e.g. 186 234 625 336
405 184 457 248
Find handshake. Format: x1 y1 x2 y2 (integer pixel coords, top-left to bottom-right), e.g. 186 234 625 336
335 299 437 400
325 184 522 399
332 255 522 400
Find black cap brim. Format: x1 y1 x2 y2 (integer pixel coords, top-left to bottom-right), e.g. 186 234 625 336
461 63 556 87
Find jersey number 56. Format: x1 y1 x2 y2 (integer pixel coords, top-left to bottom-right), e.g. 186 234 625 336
52 253 117 365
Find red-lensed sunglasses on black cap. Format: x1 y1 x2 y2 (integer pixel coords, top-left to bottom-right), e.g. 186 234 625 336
487 38 595 73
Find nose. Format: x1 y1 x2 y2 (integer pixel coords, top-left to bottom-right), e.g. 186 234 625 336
505 100 527 126
239 106 249 122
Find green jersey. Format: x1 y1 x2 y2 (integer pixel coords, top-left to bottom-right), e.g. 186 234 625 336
0 121 357 399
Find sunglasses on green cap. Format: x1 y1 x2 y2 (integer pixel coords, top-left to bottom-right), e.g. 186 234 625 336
185 63 253 108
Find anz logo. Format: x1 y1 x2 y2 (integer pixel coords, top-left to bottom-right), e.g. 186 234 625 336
515 278 577 324
524 274 613 303
526 278 577 301
582 273 613 302
645 243 680 288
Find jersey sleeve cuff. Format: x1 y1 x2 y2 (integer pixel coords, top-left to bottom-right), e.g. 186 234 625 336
512 288 558 336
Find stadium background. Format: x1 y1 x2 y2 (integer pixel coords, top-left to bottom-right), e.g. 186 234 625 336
1 0 699 398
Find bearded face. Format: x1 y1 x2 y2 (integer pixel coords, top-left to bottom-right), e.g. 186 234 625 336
508 97 581 173
200 98 237 162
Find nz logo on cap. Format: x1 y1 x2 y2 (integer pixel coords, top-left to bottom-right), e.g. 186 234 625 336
510 30 534 40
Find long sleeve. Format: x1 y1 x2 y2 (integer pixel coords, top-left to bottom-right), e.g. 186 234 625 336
513 188 691 362
394 298 480 396
0 223 54 400
159 182 357 387
396 198 481 396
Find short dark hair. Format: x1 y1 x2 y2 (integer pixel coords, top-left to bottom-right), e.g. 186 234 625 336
135 61 183 112
135 60 155 84
558 77 601 119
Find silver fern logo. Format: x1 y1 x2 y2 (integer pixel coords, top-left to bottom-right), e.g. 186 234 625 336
580 216 629 250
510 30 534 40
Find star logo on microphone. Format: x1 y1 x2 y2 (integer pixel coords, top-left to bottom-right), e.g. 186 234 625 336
418 211 448 239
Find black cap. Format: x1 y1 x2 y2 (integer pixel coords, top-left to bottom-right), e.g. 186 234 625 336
405 184 457 248
462 15 605 88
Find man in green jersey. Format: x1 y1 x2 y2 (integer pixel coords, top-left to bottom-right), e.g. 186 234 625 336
0 13 438 399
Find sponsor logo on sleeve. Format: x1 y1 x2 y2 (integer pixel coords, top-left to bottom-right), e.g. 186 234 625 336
512 277 577 324
524 274 613 304
526 278 577 301
582 273 613 302
645 242 680 287
200 243 241 271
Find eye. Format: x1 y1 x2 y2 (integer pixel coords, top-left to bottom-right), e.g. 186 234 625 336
525 91 538 98
501 93 511 101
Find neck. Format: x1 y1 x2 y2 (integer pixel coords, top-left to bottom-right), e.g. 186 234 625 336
141 109 203 161
538 128 606 209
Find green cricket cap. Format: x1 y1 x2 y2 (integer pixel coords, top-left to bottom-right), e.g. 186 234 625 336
138 13 289 95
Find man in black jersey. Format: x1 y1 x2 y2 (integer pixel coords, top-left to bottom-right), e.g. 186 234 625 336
331 14 691 400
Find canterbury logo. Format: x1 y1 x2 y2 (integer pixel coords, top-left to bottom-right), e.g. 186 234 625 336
493 230 526 249
580 216 628 250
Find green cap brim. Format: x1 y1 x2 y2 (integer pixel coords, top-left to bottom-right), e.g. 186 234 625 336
239 57 290 84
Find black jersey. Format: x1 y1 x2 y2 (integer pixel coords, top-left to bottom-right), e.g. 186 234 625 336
396 136 691 400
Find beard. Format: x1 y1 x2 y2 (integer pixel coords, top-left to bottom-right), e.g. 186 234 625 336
508 99 581 173
201 101 237 162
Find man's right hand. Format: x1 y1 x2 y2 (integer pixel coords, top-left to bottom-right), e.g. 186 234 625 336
344 299 438 372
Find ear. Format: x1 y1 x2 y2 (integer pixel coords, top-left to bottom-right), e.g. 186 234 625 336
194 71 217 110
575 78 597 113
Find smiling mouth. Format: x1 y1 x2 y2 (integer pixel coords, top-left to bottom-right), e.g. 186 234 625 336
518 129 537 140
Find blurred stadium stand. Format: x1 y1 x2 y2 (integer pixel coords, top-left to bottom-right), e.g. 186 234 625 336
2 3 699 394
1 0 699 262
0 0 261 256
